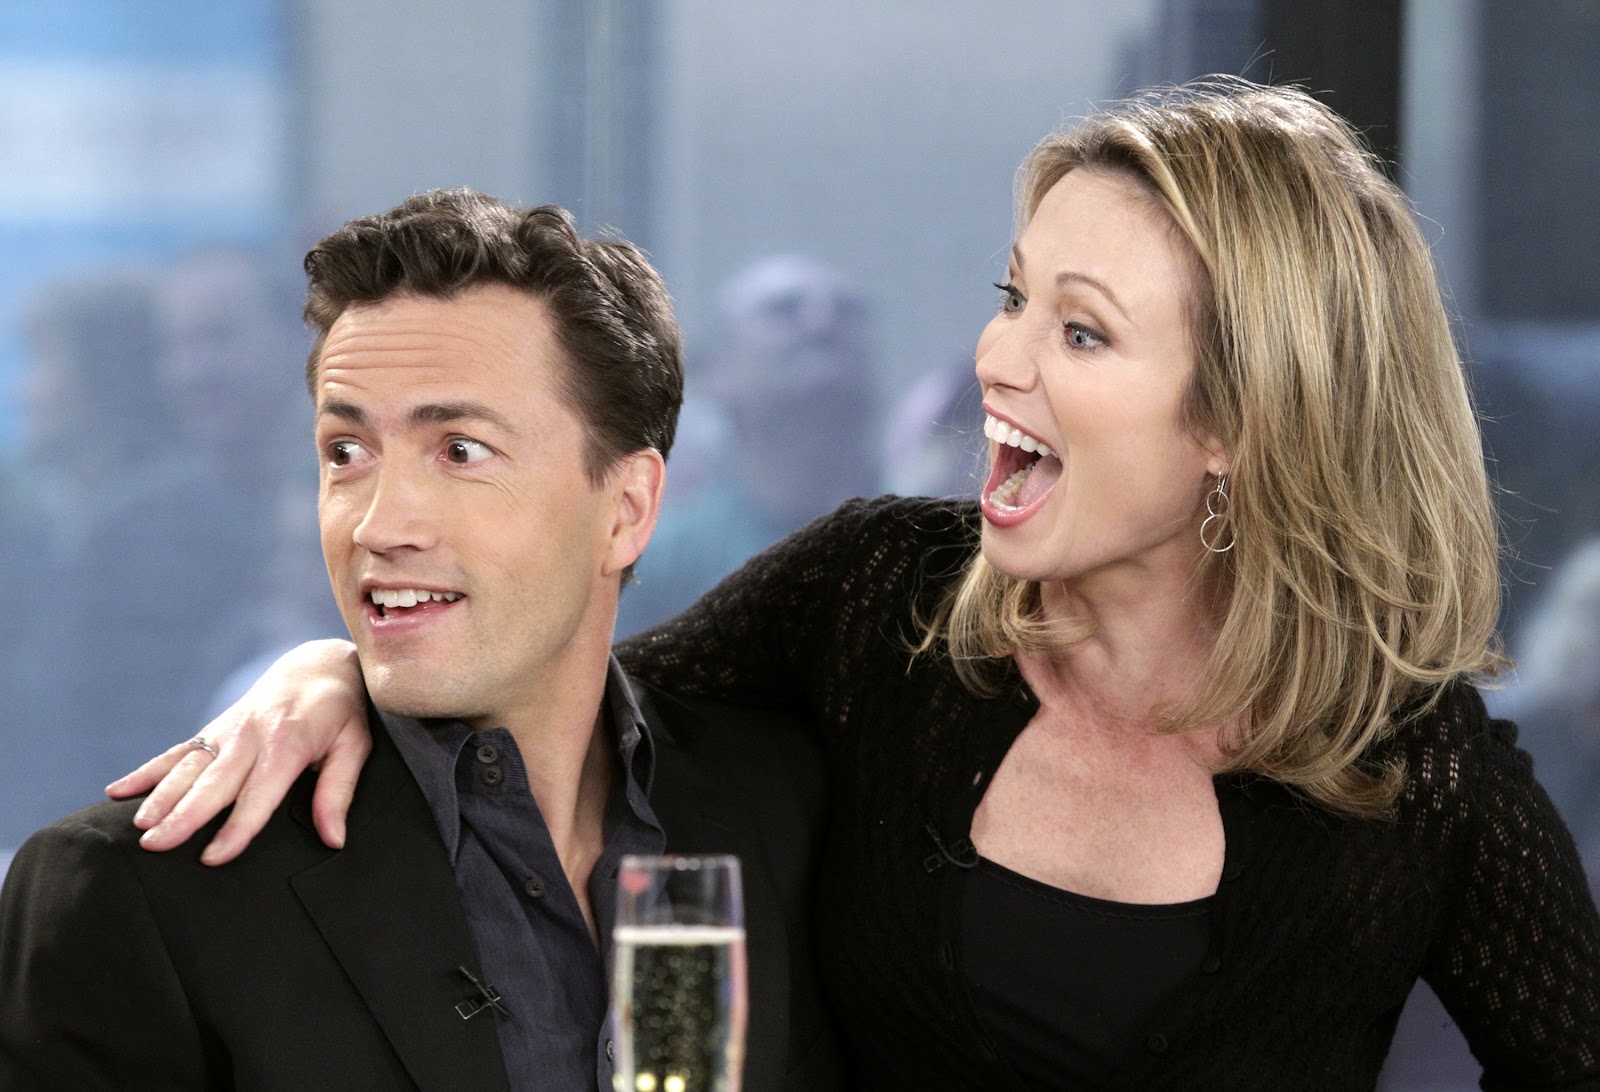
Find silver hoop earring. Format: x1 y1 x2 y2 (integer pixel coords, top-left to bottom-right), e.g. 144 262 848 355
1200 474 1235 554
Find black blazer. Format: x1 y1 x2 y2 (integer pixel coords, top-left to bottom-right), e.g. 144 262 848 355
0 679 839 1091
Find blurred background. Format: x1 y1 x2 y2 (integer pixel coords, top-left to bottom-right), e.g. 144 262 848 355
0 2 1595 1083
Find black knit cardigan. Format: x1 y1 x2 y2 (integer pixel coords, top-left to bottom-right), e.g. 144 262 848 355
620 495 1600 1090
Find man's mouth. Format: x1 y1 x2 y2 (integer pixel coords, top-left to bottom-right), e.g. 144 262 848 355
367 587 464 619
982 413 1063 513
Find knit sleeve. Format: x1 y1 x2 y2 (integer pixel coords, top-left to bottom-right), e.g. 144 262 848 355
618 495 972 717
1421 711 1600 1087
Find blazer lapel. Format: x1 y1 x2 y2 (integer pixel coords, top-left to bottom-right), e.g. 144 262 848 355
290 727 511 1092
638 686 792 1092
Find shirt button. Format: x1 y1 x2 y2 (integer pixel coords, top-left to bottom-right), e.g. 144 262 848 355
524 875 546 899
481 766 503 787
1147 1032 1169 1054
938 941 954 971
475 743 498 764
1201 954 1222 974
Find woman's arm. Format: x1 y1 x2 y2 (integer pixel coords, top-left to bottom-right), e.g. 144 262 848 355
106 639 369 865
1424 715 1600 1082
620 495 951 709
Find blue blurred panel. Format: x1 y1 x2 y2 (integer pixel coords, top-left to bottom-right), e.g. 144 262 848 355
0 0 287 451
0 0 281 64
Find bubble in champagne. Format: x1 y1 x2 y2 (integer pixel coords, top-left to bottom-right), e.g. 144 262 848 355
613 925 747 1092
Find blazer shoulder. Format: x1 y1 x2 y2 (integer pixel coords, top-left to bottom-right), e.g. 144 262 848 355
12 767 327 885
23 795 148 849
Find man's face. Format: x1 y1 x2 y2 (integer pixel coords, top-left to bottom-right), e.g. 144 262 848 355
314 284 642 730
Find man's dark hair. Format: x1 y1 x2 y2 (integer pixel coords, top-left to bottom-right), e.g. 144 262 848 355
302 188 682 481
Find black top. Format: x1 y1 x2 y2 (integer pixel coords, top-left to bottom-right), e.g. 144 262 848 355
963 858 1211 1087
619 495 1600 1089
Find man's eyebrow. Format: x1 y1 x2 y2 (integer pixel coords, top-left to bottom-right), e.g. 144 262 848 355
318 400 368 427
1010 243 1133 325
408 401 522 438
315 399 523 438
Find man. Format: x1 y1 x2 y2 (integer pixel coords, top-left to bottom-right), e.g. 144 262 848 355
0 190 837 1091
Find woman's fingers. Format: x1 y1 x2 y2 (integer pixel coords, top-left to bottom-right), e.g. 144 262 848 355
195 752 313 866
309 719 375 851
106 738 202 801
106 638 368 862
137 738 258 851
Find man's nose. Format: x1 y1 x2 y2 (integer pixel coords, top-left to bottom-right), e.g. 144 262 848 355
351 465 441 555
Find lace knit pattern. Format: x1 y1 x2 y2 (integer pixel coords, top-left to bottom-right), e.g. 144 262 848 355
619 495 1600 1089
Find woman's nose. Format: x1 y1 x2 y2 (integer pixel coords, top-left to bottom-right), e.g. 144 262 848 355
974 314 1039 394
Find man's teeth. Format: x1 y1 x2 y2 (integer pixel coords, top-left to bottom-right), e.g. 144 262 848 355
370 588 463 609
983 413 1054 458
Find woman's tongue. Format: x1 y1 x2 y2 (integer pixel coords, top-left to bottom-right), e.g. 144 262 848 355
1016 454 1063 506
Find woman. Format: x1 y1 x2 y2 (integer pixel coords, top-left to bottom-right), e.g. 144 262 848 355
116 79 1600 1086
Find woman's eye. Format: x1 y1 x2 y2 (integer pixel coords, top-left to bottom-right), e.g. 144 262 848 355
993 281 1025 314
326 440 371 468
445 437 494 464
1065 322 1105 350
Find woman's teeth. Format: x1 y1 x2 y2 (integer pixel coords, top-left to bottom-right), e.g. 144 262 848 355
989 464 1033 510
983 413 1054 458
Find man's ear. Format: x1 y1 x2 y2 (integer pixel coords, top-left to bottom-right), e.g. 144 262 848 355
601 448 666 578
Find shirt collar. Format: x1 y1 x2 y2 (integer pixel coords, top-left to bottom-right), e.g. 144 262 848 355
381 653 659 861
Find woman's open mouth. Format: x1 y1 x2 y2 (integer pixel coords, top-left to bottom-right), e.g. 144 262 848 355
980 412 1062 524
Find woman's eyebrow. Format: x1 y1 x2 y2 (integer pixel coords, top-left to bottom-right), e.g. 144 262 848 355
1010 242 1132 324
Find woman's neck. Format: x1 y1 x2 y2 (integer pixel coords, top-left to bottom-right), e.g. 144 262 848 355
1026 564 1224 733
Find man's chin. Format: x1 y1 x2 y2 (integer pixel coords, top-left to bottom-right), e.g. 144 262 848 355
364 669 472 724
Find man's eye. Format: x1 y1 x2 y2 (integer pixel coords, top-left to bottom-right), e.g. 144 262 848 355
327 440 370 468
445 438 494 465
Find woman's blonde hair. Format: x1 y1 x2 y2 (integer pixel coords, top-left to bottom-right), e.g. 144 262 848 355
924 77 1504 817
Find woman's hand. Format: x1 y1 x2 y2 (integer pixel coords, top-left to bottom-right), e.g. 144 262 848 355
105 639 370 866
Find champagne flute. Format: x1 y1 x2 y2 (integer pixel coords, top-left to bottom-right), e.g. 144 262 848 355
611 854 748 1092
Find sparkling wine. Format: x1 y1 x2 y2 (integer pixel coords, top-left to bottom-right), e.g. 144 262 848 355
612 924 748 1092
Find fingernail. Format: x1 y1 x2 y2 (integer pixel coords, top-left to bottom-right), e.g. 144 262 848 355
139 827 163 846
199 847 221 866
134 804 153 827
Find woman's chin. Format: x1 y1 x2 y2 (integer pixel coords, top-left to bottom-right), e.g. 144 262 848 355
979 526 1056 583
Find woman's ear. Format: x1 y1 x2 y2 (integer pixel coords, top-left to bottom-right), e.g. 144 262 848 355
1200 434 1231 480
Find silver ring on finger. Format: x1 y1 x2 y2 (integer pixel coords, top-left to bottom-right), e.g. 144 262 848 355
187 736 219 759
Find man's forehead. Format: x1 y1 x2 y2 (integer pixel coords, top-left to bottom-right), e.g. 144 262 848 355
316 287 564 397
324 289 543 349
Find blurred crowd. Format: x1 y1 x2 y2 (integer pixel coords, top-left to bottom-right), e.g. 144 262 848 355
0 248 341 842
618 254 984 634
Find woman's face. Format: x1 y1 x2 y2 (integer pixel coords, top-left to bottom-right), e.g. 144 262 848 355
976 167 1225 588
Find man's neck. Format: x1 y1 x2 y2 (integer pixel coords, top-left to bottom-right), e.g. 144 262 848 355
469 629 618 946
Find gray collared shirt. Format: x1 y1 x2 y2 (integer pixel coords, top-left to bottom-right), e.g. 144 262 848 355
383 655 666 1092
